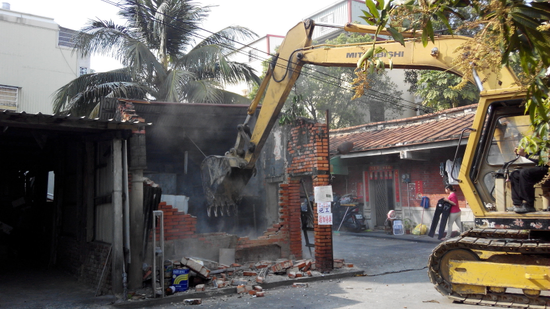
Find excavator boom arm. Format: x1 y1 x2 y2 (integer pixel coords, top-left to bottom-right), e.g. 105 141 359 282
201 19 520 212
246 22 519 169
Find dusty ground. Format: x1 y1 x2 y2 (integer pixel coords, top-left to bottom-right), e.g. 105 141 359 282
0 231 500 309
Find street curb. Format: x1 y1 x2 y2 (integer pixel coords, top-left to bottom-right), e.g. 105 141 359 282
337 231 441 244
113 269 365 308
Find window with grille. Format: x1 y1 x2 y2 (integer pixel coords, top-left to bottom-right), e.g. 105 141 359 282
58 27 77 48
0 85 18 110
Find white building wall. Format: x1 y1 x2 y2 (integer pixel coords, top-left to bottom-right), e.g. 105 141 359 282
0 8 90 114
310 1 349 41
383 69 420 120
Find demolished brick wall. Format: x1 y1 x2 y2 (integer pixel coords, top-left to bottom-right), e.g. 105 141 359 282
151 119 331 269
153 202 291 262
286 119 332 271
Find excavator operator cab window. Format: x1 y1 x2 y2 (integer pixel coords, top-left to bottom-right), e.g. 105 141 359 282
481 113 535 211
487 115 533 166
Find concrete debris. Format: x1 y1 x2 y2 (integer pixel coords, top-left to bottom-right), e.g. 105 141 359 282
158 256 352 298
236 285 246 294
183 298 202 305
292 282 309 288
181 257 211 278
195 284 205 292
231 278 248 286
333 259 344 268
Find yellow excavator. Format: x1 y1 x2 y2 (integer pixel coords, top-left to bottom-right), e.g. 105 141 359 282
201 20 550 306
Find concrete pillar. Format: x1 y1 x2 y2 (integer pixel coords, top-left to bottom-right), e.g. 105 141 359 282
128 132 146 290
129 169 144 290
111 138 124 298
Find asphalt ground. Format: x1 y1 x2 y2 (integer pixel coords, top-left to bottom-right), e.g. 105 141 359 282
0 230 496 309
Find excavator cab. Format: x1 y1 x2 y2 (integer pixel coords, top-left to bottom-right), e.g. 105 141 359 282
461 98 550 219
428 97 550 306
470 100 542 213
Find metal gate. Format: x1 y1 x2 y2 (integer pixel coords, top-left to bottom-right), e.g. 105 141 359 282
372 178 395 227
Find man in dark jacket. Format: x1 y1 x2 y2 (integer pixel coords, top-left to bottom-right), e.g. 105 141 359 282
510 147 548 213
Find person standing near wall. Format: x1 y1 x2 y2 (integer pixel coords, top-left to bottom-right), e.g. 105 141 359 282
443 184 461 240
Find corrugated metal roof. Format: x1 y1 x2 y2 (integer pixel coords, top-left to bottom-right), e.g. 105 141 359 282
330 104 477 155
98 98 256 168
99 98 251 125
0 110 147 132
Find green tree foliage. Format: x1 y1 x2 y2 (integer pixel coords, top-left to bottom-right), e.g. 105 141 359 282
409 70 479 110
361 0 550 162
53 0 261 116
401 6 480 111
279 32 404 128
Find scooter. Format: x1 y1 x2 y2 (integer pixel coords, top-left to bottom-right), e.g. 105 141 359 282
332 194 367 232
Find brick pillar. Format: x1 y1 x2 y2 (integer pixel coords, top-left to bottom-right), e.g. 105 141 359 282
285 119 332 268
313 174 333 271
287 179 302 259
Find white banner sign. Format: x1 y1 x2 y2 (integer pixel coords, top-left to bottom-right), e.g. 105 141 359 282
314 186 333 203
318 213 333 225
317 201 332 214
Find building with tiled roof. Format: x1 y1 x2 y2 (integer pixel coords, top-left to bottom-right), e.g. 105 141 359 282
329 104 477 232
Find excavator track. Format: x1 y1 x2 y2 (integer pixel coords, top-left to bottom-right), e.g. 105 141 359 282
428 228 550 308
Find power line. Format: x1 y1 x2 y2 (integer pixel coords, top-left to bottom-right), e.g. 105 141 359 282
101 0 428 112
98 0 433 113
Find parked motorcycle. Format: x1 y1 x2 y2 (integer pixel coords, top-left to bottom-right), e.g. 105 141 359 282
332 194 367 232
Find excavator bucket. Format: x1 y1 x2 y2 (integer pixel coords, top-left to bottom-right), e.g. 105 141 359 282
200 155 253 217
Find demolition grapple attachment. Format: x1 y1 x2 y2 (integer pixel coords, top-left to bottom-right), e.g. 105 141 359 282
201 155 253 217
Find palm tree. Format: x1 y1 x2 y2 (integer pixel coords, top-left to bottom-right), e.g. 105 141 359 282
53 0 260 116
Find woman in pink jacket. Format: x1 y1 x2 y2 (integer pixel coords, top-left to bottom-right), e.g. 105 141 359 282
443 184 461 240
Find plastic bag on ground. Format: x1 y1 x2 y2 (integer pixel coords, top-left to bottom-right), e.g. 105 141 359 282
412 223 427 235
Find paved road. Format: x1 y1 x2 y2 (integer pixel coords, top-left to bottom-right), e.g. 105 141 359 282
144 232 495 309
1 231 497 309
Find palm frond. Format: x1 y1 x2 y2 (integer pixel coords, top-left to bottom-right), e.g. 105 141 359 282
195 26 258 53
74 19 135 60
52 68 147 115
216 59 261 86
180 79 224 103
67 81 148 116
182 45 260 86
179 45 220 72
123 37 166 79
155 68 195 102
